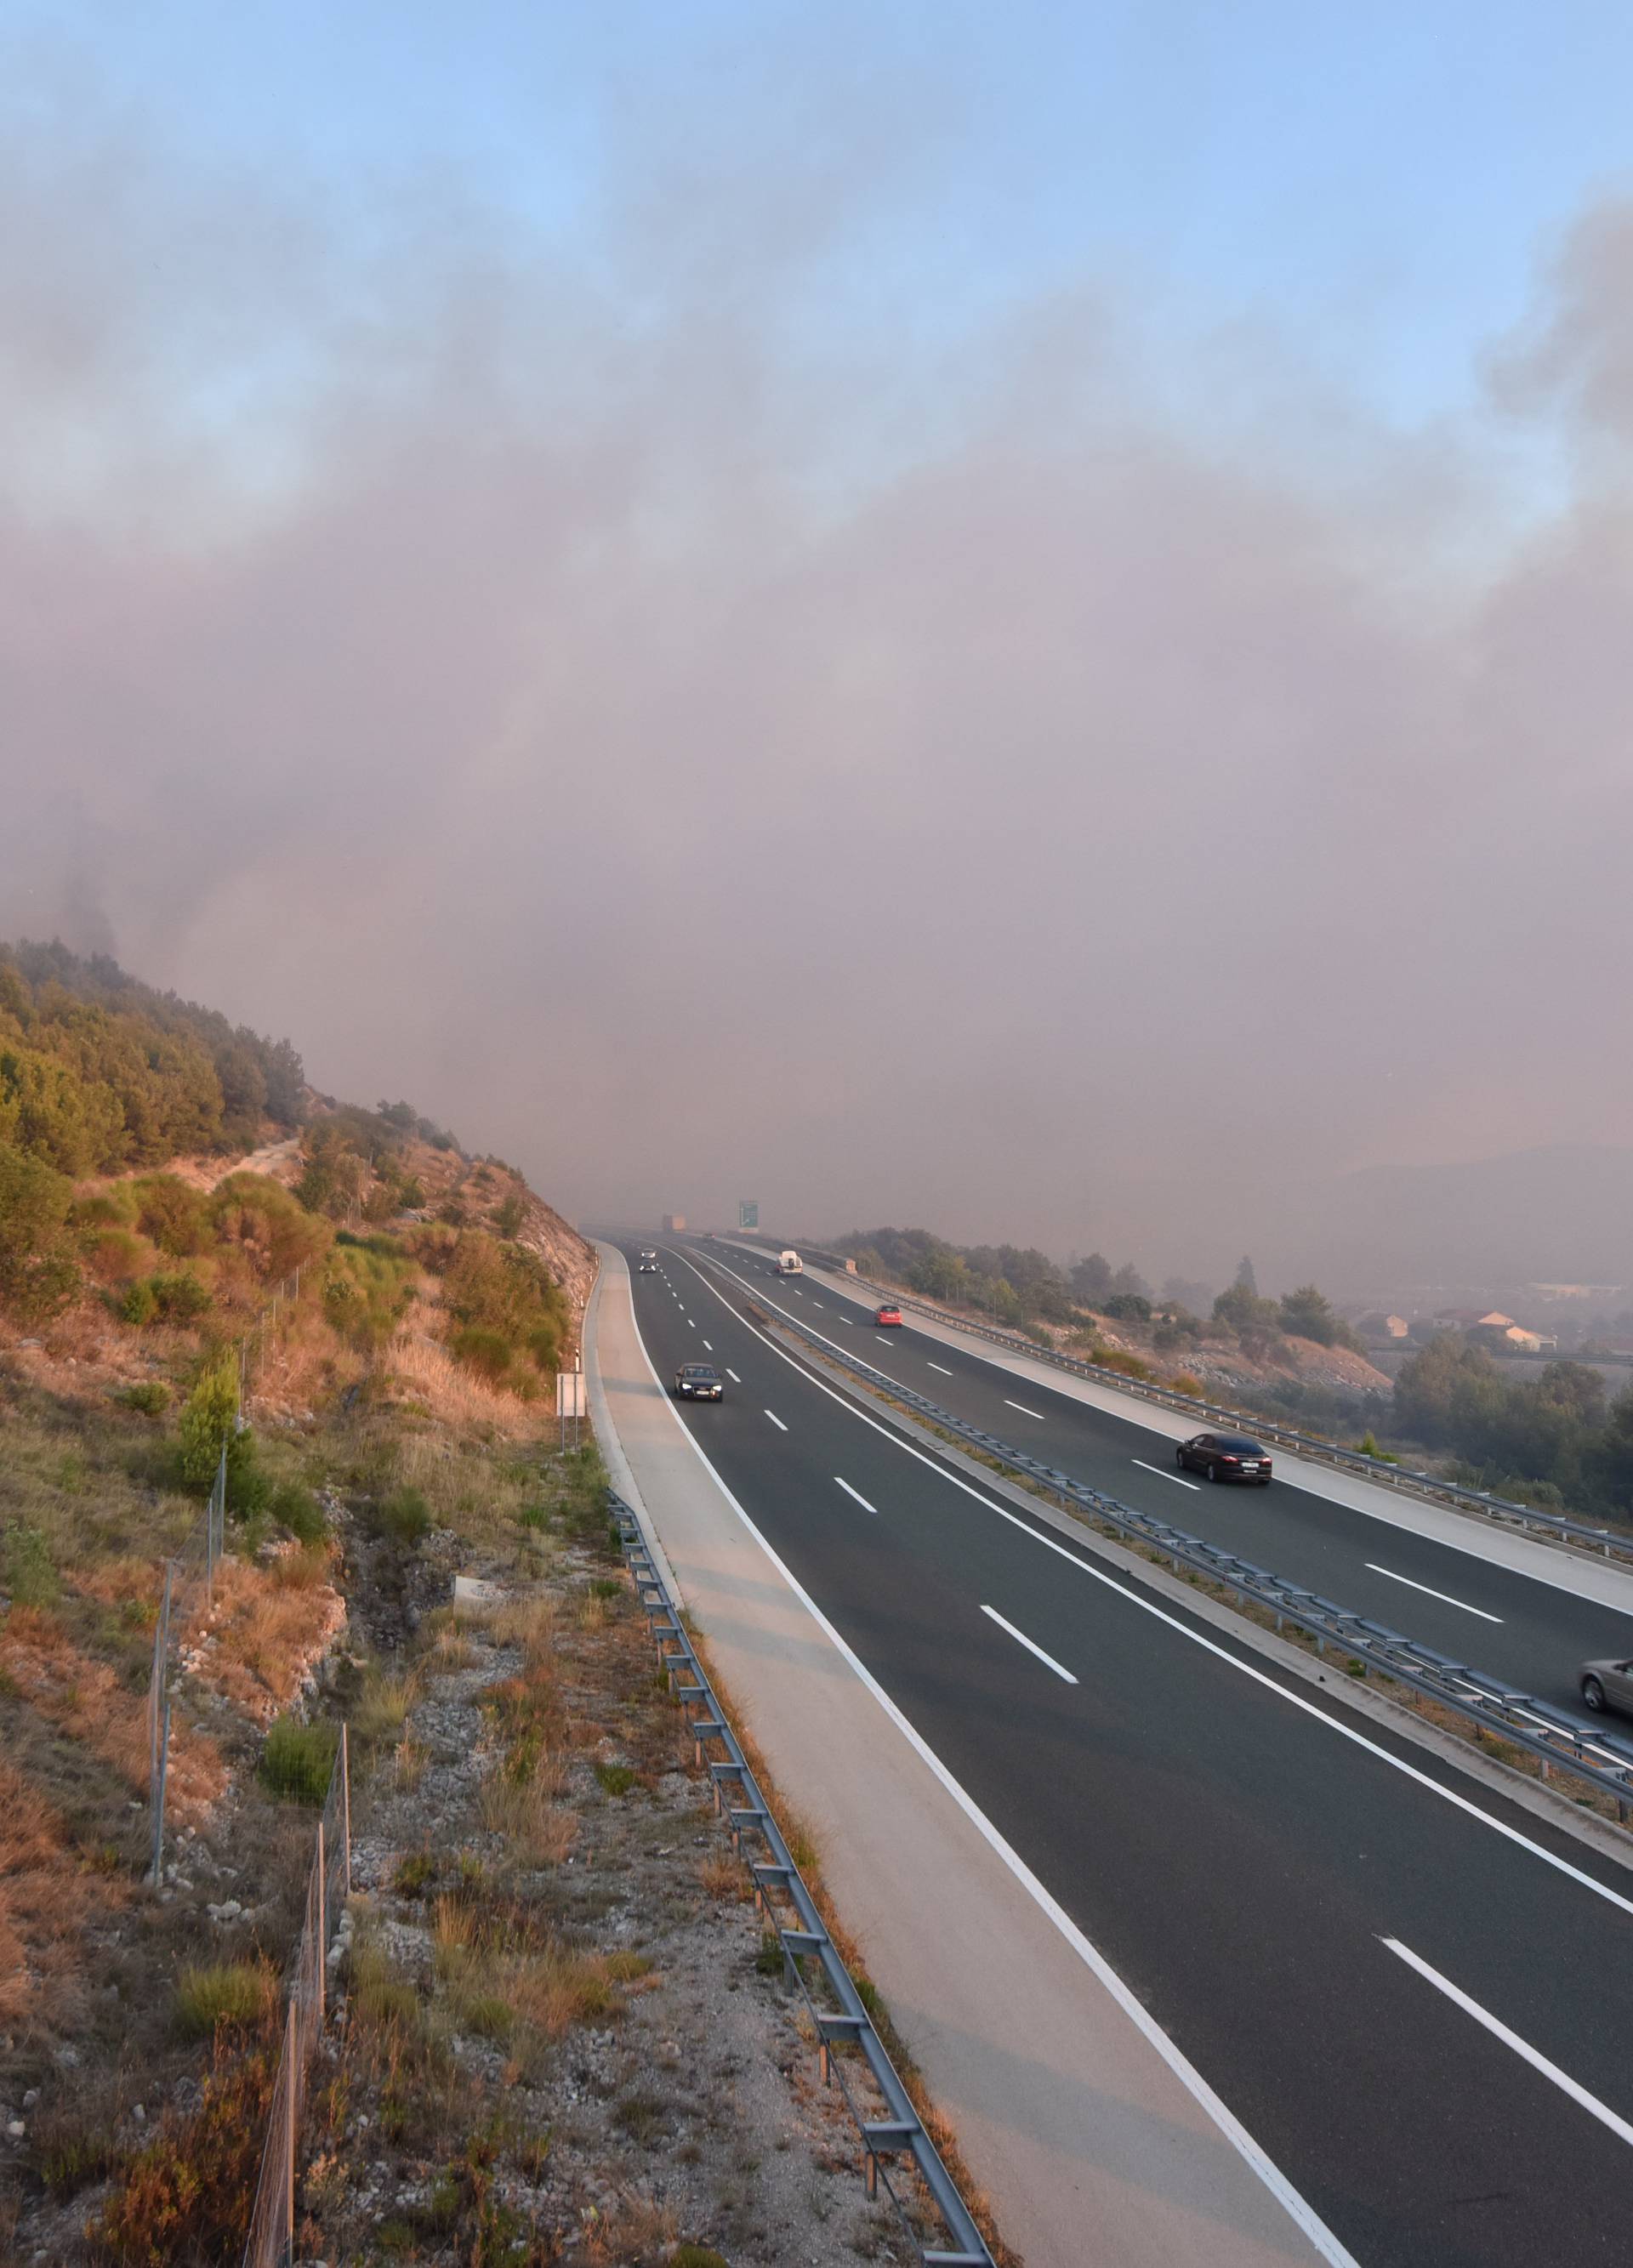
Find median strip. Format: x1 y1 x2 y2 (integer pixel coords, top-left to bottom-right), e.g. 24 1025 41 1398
980 1605 1078 1685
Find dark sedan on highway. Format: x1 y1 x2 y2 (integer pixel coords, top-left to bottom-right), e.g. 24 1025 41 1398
1580 1657 1633 1718
674 1362 723 1402
1177 1431 1272 1484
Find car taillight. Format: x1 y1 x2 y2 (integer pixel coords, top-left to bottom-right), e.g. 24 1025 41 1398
1222 1455 1239 1464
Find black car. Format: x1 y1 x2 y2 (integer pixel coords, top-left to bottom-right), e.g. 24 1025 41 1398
1177 1432 1272 1484
674 1362 723 1402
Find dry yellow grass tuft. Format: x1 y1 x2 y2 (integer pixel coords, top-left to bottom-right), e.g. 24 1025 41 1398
478 1771 578 1863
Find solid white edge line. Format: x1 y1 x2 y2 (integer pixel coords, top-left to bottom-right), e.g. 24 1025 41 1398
619 1268 1363 2267
1382 1937 1633 2147
835 1476 879 1516
1004 1397 1047 1421
764 1409 788 1432
1364 1565 1503 1623
1135 1457 1199 1491
981 1603 1079 1685
670 1247 1633 1925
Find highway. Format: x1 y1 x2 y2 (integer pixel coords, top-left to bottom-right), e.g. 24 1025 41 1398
613 1235 1633 2267
698 1241 1633 1717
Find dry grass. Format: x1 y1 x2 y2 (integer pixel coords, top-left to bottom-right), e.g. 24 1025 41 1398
0 1759 94 2028
200 1555 347 1725
386 1312 531 1435
479 1771 578 1863
697 1851 752 1902
350 1663 419 1748
0 1607 226 1816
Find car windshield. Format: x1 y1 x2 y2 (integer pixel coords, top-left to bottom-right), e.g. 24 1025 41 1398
680 1365 718 1379
1219 1435 1264 1453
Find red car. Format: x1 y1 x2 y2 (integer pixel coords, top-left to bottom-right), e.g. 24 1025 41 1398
873 1305 903 1327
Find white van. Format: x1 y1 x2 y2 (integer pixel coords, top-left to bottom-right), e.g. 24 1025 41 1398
777 1249 803 1275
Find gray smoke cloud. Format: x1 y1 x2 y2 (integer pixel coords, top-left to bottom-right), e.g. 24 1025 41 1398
3 52 1631 1291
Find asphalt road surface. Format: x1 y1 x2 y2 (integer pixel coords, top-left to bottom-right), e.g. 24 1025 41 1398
703 1242 1633 1716
613 1236 1633 2268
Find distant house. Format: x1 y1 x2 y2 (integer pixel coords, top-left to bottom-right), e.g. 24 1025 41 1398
1357 1312 1409 1341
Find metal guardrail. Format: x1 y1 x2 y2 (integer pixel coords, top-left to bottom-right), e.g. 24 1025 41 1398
822 1269 1633 1571
611 1493 993 2268
741 1296 1633 1824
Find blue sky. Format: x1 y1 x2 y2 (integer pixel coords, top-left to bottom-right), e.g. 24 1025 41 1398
11 0 1633 439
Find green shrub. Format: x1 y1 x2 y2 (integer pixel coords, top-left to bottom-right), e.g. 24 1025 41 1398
450 1325 514 1383
375 1486 430 1549
673 2249 731 2268
268 1479 327 1546
260 1714 339 1805
119 1278 158 1326
150 1268 212 1322
594 1761 637 1797
174 1960 278 2038
131 1174 209 1257
114 1379 171 1416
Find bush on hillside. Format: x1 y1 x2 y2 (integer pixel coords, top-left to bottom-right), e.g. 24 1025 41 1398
149 1269 213 1322
0 1141 81 1321
208 1173 331 1282
130 1174 210 1256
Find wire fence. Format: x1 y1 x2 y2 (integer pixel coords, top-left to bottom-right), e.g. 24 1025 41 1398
145 1269 304 1885
242 1726 351 2268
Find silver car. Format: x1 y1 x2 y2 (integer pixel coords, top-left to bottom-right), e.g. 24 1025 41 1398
1579 1657 1633 1717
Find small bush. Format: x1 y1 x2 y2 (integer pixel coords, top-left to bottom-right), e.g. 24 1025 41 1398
268 1479 327 1546
674 2249 731 2268
394 1850 436 1897
450 1325 514 1383
259 1714 339 1805
90 2034 273 2265
174 1960 278 2039
374 1486 430 1549
149 1269 213 1322
594 1761 637 1797
119 1279 157 1327
113 1380 170 1416
1169 1373 1203 1397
